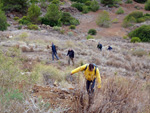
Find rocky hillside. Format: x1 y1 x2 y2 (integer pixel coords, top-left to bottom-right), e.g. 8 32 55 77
0 0 150 113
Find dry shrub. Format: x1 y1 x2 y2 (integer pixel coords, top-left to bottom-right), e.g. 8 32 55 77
72 76 150 113
47 45 50 49
15 44 20 49
21 46 34 52
124 54 131 61
106 60 124 68
66 40 75 48
30 47 34 52
90 76 150 113
57 52 62 59
90 56 101 65
19 32 28 39
132 49 147 57
21 46 28 52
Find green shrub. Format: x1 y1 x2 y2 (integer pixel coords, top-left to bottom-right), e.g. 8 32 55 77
85 1 92 6
127 11 143 18
69 25 76 29
136 17 146 23
0 51 21 88
0 9 7 31
86 35 94 39
27 4 41 23
123 35 129 39
101 0 121 6
51 0 60 4
82 6 89 14
30 0 39 3
68 32 74 36
71 3 84 12
112 18 118 23
61 12 71 25
53 26 61 31
19 16 31 25
134 5 141 10
122 17 136 27
42 4 62 27
123 11 143 27
70 0 89 3
40 0 47 8
61 12 79 25
2 0 28 13
88 29 97 35
125 0 133 3
96 10 111 28
3 89 23 102
90 0 99 12
116 7 124 14
27 24 39 30
131 37 141 43
134 0 147 3
13 17 19 21
145 0 150 11
128 25 150 42
18 25 22 30
69 17 80 25
60 29 65 34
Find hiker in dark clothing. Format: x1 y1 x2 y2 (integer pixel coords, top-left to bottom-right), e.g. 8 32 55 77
51 43 59 60
107 46 112 50
97 42 102 51
67 49 74 65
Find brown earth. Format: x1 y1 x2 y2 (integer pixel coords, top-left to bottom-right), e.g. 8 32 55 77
74 1 150 38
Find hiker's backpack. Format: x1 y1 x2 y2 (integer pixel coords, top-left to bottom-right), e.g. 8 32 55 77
84 63 97 75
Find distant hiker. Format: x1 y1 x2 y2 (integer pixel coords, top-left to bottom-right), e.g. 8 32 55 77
97 42 102 51
51 43 59 60
107 46 112 50
70 63 101 94
67 49 74 66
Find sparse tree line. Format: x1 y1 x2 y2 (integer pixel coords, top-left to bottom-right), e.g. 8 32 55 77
0 0 150 42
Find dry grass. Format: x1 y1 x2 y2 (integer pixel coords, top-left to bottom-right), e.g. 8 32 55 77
131 49 147 57
66 40 75 48
19 32 28 39
21 46 34 52
72 76 150 113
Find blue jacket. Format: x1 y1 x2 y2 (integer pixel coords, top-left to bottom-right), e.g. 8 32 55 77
52 44 56 53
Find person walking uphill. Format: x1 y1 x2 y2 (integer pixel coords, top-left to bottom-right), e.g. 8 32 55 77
67 49 74 65
70 63 101 94
97 42 102 51
51 43 59 61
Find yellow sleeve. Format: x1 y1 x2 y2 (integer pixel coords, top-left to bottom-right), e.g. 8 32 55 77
96 68 101 88
71 64 87 74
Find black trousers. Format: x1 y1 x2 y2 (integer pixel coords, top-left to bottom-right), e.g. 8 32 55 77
86 78 96 93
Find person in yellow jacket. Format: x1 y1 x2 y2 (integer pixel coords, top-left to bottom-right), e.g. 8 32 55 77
71 63 101 94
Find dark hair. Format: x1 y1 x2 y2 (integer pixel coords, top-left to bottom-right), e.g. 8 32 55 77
89 63 94 71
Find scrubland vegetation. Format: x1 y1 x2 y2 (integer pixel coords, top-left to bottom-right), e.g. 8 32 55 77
0 0 150 112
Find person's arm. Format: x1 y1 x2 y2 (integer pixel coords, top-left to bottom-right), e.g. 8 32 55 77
71 64 87 75
96 68 101 88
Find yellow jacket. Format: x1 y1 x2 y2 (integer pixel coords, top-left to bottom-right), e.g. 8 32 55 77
71 64 101 88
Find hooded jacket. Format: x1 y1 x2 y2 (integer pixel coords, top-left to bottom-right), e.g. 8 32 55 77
71 64 101 88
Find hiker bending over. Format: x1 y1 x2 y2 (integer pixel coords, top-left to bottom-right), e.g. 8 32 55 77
107 46 112 50
51 43 59 60
70 63 101 94
67 49 74 65
97 42 102 51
